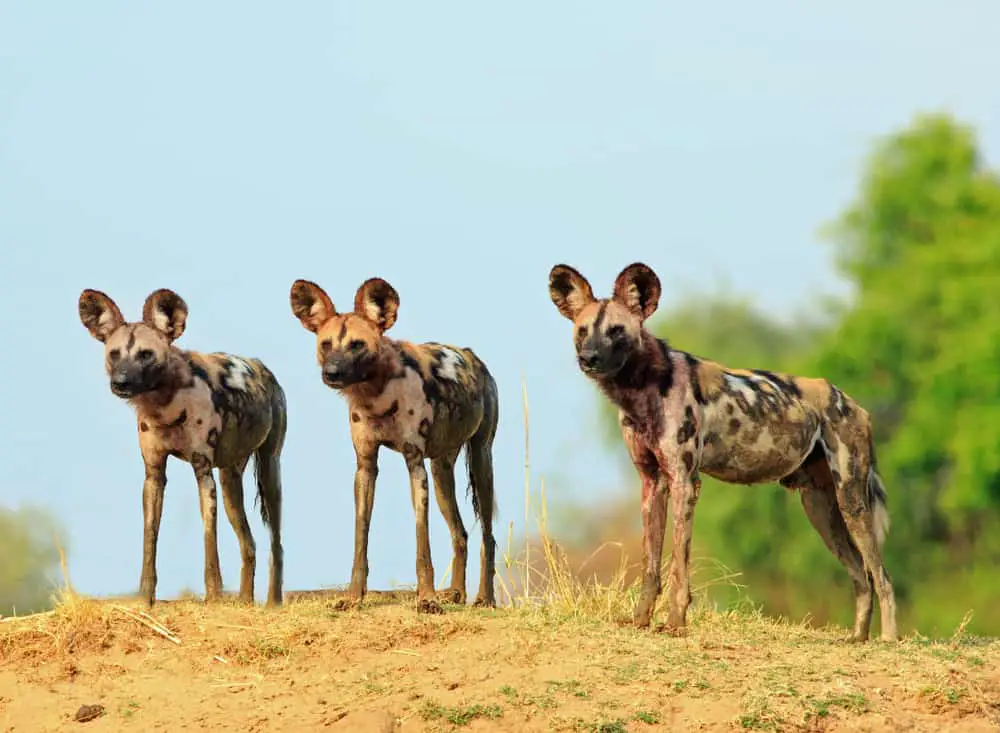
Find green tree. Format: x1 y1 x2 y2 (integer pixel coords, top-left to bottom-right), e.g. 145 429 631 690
811 113 1000 632
0 505 67 616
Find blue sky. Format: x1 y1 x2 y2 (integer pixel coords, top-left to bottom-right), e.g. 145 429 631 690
2 2 998 602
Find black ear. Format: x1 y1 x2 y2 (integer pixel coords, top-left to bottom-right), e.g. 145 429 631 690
354 278 400 332
548 264 595 321
79 289 125 343
290 279 337 333
142 289 189 342
612 263 661 321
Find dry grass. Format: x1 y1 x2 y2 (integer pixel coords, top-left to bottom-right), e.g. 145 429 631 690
3 380 1000 731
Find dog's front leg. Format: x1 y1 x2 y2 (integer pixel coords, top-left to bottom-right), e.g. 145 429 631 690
406 452 441 615
191 453 223 601
664 471 702 634
139 454 167 607
342 443 378 609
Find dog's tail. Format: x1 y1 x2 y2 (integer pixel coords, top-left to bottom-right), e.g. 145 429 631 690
253 379 286 531
465 368 499 526
867 433 890 550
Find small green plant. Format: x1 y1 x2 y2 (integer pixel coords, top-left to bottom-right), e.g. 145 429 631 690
930 648 960 662
547 679 590 698
522 693 557 709
738 697 782 731
251 638 288 660
807 692 868 718
739 714 775 730
612 661 641 684
810 701 830 719
362 680 389 696
420 700 503 727
575 719 628 733
633 710 660 724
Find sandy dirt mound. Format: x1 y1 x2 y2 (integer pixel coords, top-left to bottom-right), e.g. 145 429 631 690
2 593 999 732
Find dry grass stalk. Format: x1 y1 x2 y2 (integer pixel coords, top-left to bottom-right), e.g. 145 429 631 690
113 605 181 645
521 372 531 604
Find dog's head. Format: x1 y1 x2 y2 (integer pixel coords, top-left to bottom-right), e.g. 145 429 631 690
78 288 188 399
548 262 661 380
289 277 399 390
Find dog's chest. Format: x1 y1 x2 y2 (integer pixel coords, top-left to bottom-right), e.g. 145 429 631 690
140 381 223 461
352 369 434 447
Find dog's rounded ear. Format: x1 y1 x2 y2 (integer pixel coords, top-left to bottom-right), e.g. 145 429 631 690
79 289 126 343
612 263 661 322
548 264 595 321
142 289 189 342
290 280 337 333
354 278 399 333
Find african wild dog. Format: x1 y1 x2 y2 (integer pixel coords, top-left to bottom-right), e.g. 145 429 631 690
290 277 499 615
78 288 286 608
548 263 898 642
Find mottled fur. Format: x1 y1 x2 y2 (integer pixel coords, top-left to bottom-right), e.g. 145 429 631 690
290 277 499 614
79 288 286 608
548 263 898 642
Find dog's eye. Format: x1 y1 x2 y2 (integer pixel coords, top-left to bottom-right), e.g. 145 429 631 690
348 340 366 353
109 349 121 363
320 339 333 355
137 349 154 362
607 325 625 338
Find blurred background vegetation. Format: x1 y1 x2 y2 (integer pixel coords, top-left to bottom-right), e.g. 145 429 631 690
538 112 1000 638
0 505 66 617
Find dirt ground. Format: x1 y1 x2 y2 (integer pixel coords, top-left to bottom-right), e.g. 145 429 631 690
2 593 999 732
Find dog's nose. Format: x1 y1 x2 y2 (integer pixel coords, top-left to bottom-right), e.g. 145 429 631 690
322 364 342 381
111 373 130 389
578 350 601 370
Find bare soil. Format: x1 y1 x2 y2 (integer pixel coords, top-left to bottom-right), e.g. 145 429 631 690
2 592 999 732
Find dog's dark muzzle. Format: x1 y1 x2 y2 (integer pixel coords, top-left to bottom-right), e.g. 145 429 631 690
321 358 370 389
109 362 164 398
110 370 142 398
321 362 347 388
577 346 626 377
